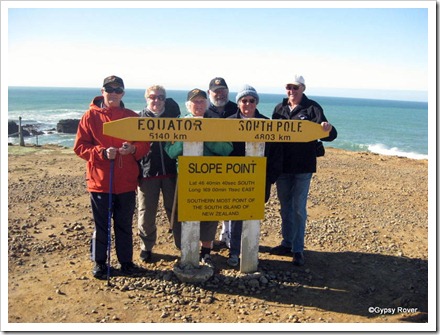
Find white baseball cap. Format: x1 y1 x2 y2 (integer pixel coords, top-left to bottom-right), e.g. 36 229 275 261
287 74 305 87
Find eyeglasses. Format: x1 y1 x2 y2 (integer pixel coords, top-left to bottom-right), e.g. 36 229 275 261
241 98 256 104
285 84 301 91
148 95 165 101
104 86 124 94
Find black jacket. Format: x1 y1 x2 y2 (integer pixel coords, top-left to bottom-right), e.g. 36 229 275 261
138 98 181 179
272 94 337 174
204 100 238 118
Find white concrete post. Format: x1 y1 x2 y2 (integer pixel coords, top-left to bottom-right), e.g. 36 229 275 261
240 142 265 273
181 142 204 267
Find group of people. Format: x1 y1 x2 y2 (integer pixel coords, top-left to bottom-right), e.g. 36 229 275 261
73 74 337 280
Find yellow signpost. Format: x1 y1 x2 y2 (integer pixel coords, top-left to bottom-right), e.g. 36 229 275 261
178 156 266 221
103 117 329 142
103 116 330 276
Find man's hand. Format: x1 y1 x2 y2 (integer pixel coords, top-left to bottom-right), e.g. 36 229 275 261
321 122 333 132
105 147 118 160
119 142 136 155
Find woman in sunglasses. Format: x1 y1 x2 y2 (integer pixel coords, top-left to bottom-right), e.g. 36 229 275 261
269 75 337 266
225 84 280 268
137 85 181 264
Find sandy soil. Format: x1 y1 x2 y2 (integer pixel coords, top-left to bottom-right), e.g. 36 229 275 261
5 144 430 331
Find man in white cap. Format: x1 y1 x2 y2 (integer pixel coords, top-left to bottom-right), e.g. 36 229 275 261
270 75 337 266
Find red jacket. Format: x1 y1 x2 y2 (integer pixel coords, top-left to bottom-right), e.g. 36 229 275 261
74 96 150 194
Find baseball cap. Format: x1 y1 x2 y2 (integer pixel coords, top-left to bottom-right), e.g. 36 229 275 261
103 75 124 88
287 75 305 87
209 77 228 91
187 88 207 101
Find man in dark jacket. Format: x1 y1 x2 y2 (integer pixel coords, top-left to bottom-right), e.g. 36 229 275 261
204 77 238 248
269 75 337 267
204 77 237 118
137 85 180 263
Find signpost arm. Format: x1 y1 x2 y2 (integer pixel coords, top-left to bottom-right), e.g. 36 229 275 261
240 142 265 273
181 142 203 268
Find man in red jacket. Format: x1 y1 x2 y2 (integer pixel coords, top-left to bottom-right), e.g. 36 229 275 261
74 75 150 279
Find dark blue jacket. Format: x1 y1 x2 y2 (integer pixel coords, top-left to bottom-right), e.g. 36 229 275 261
204 100 238 118
272 94 337 174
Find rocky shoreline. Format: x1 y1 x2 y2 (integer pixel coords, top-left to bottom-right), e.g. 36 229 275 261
6 144 430 330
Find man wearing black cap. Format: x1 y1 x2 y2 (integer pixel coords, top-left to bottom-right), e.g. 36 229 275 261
204 77 238 249
74 75 150 279
204 77 237 118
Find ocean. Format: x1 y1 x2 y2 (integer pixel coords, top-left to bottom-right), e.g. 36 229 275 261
7 86 428 160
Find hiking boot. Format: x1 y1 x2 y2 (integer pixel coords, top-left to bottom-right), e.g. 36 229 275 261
120 262 144 275
293 252 305 266
227 254 239 267
140 250 152 263
269 245 293 256
200 254 215 269
92 262 108 279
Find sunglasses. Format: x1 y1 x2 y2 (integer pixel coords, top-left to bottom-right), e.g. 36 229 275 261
241 98 256 104
104 86 124 94
285 84 301 91
148 95 165 101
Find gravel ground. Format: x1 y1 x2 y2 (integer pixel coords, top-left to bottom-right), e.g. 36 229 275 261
6 144 430 331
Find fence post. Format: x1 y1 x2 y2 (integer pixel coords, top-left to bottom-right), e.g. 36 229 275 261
180 142 204 267
240 142 265 273
19 117 25 146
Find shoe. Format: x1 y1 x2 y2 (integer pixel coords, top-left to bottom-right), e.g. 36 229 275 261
200 254 215 268
293 252 305 266
120 262 144 275
227 254 239 267
140 250 152 263
92 262 108 279
269 245 293 256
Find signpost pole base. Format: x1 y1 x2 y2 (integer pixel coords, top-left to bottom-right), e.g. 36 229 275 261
240 142 265 273
181 221 200 267
172 141 213 282
240 219 260 273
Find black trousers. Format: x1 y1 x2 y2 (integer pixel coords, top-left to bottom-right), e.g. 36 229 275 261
90 191 135 264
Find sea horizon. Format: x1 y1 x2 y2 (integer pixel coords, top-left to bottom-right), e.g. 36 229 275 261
7 85 428 103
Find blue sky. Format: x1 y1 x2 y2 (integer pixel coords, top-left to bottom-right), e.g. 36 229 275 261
2 1 434 101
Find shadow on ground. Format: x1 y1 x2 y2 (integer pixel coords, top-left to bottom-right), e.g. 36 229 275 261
137 247 428 322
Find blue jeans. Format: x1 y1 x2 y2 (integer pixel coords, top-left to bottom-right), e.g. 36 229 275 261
276 173 312 253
